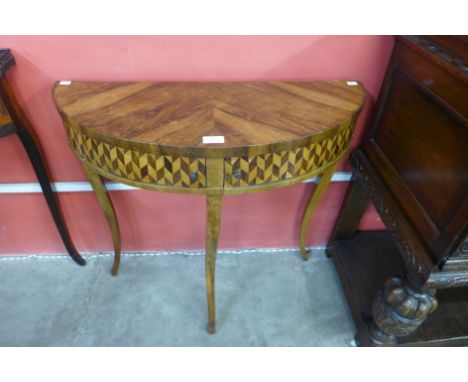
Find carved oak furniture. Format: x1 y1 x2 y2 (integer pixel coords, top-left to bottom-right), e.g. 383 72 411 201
53 80 364 333
328 36 468 346
0 49 85 266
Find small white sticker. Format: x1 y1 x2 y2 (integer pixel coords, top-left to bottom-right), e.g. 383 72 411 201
346 81 358 86
59 80 72 85
202 136 225 144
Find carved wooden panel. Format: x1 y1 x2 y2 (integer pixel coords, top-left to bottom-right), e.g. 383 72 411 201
373 69 468 233
350 151 434 286
68 127 207 188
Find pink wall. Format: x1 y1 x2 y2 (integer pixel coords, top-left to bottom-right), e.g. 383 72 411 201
0 36 392 255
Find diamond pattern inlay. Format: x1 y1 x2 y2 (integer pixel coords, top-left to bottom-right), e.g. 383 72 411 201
68 128 206 188
224 122 355 187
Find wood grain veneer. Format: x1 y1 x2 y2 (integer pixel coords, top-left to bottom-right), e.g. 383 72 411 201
53 81 364 157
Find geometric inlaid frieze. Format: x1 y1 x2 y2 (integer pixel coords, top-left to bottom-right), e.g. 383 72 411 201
68 127 206 188
225 121 355 188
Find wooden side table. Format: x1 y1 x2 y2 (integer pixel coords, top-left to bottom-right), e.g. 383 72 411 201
53 80 364 332
0 49 85 265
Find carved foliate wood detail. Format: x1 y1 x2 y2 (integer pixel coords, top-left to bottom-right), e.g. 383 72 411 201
350 152 434 286
68 127 207 188
404 36 468 76
225 121 355 187
370 276 438 346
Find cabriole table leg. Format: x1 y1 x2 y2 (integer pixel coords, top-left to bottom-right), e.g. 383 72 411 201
83 162 122 276
299 163 337 261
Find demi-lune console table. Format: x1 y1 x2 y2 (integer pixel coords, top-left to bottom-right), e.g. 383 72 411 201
53 80 364 333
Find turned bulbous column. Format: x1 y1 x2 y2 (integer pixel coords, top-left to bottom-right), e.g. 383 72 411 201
370 276 438 346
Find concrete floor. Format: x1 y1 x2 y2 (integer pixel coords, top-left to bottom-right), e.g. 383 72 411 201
0 248 355 346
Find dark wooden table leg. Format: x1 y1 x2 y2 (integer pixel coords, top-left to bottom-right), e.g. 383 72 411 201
328 173 370 244
16 127 86 266
0 68 85 266
326 172 370 263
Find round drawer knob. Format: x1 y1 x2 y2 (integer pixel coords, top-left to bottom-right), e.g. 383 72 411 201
234 170 242 180
189 172 198 181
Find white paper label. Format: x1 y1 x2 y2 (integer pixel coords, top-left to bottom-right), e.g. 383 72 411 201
59 80 72 86
346 81 358 86
202 136 225 144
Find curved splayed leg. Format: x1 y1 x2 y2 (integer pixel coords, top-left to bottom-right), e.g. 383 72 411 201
299 163 337 261
83 162 121 276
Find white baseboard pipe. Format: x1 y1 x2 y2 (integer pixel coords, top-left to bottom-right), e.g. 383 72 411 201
0 172 352 194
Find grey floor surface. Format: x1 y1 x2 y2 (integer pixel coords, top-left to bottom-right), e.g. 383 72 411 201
0 248 355 346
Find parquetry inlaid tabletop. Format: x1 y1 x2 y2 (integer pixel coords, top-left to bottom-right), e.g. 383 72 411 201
53 81 364 157
53 79 365 334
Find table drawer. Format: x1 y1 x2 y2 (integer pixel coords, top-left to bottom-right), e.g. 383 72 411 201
68 127 207 188
224 122 354 188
